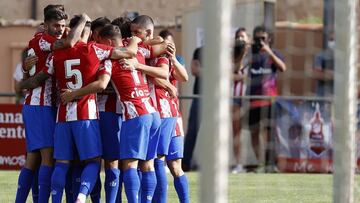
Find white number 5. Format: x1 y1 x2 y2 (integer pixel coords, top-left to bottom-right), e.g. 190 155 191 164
65 59 82 89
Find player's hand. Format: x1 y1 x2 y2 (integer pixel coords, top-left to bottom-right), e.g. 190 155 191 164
23 56 38 71
129 36 142 44
81 13 91 22
166 43 176 60
167 84 178 98
120 58 138 70
60 89 76 104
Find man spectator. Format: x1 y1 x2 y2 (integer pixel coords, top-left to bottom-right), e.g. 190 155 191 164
312 32 334 97
248 25 286 172
182 46 202 171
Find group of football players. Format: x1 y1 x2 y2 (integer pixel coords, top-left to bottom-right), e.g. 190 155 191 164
14 4 189 203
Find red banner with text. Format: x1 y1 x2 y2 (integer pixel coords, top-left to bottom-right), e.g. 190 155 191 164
0 104 25 170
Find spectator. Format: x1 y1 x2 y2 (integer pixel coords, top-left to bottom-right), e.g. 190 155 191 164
182 46 202 171
313 32 334 97
13 49 29 104
248 25 286 172
231 28 251 174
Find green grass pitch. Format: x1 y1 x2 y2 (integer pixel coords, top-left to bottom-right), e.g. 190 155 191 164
1 171 360 202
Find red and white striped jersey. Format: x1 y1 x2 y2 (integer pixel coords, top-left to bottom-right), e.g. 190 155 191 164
45 41 114 122
24 33 57 106
97 83 122 114
169 67 184 137
99 52 156 121
233 68 247 97
174 116 185 137
148 56 179 118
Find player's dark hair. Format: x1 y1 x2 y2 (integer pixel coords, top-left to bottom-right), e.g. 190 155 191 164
91 17 111 31
43 4 65 15
99 24 122 39
233 40 246 60
69 15 81 28
44 8 68 22
111 17 132 38
235 27 246 39
132 15 154 28
159 29 173 39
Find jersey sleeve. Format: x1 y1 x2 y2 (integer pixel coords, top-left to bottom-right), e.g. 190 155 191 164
92 43 114 61
39 34 57 51
138 43 153 59
98 59 113 76
155 55 169 67
44 53 54 76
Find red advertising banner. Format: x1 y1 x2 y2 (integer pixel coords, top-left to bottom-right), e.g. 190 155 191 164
0 104 26 170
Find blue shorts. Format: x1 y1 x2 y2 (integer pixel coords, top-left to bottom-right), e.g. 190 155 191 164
233 98 242 106
119 114 153 160
99 112 122 160
146 113 161 160
165 136 184 161
157 117 177 156
54 120 102 161
22 105 56 152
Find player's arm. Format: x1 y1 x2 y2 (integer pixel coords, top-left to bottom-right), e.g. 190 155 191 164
136 63 168 79
110 37 141 59
150 77 178 98
52 13 90 50
60 74 111 104
15 71 49 91
143 36 164 46
167 43 188 82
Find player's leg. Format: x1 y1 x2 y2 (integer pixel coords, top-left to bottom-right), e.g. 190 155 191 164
65 165 74 203
166 135 190 203
38 147 54 202
115 160 124 203
71 120 102 203
103 160 119 203
37 106 56 202
51 122 74 203
120 114 153 203
15 152 40 203
16 105 43 203
31 167 40 203
99 112 122 203
152 117 177 203
90 173 102 203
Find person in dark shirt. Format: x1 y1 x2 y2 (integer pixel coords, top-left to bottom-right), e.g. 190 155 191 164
182 47 202 171
248 26 286 171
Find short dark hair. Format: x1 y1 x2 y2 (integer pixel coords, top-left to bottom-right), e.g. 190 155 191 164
159 29 173 39
69 15 81 29
99 24 122 39
111 17 132 38
43 4 65 15
235 27 246 38
233 40 246 60
132 15 154 28
91 17 111 31
253 25 272 38
44 9 68 22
